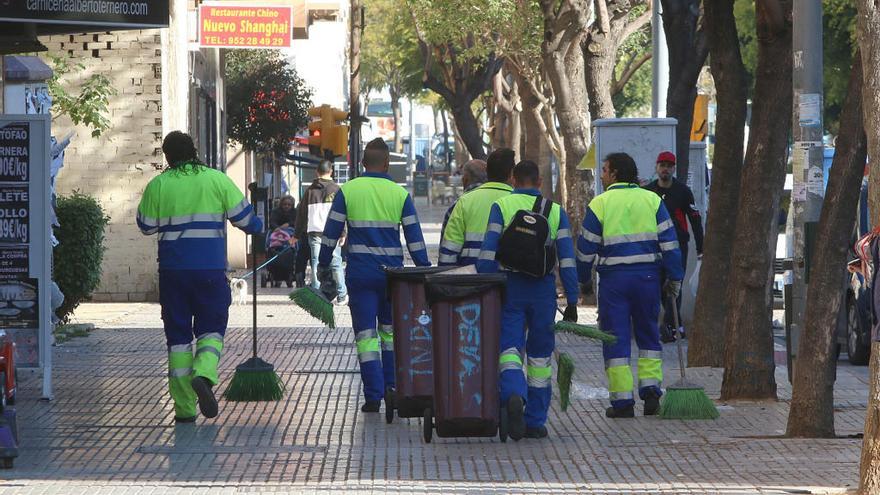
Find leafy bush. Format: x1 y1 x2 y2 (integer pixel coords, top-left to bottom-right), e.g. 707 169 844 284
53 192 109 323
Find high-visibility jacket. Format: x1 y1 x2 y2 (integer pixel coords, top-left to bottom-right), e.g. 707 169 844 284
319 172 430 279
439 181 513 266
576 182 683 282
476 188 579 305
137 162 263 270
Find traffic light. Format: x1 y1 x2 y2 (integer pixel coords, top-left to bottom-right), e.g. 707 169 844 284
306 104 350 158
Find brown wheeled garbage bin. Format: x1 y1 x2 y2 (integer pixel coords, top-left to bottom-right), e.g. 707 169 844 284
422 273 507 443
383 266 455 424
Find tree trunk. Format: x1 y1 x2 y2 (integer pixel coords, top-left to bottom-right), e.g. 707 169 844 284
787 53 866 438
662 0 708 181
390 88 402 153
856 0 880 491
449 100 487 160
448 118 470 169
720 0 792 401
583 32 618 120
515 70 555 199
689 0 748 368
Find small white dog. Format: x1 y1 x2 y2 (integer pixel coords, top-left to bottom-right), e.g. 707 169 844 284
230 278 248 305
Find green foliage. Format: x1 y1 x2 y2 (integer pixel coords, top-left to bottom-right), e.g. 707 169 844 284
45 56 116 138
225 50 312 154
53 192 109 323
362 0 423 98
733 0 856 135
613 23 653 117
405 0 513 62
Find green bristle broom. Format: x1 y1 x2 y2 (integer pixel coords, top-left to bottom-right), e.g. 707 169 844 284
553 308 618 412
224 239 285 402
289 286 336 329
658 300 719 420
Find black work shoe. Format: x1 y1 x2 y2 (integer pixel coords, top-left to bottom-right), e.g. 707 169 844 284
507 395 526 441
525 425 548 439
643 391 661 416
191 376 219 419
660 325 676 344
605 405 635 418
174 415 196 424
361 401 381 413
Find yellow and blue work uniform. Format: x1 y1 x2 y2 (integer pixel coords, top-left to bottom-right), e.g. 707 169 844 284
137 162 262 419
476 188 579 429
319 172 430 402
576 182 683 410
439 182 513 266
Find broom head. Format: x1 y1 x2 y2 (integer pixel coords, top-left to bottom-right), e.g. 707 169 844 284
556 352 575 412
554 321 617 344
289 287 335 329
223 357 285 401
658 381 719 420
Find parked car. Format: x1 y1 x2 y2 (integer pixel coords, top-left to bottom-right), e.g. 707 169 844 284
840 178 872 365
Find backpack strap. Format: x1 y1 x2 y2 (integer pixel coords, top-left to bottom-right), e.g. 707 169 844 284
531 196 553 218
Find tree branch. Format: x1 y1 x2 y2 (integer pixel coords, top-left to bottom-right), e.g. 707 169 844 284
596 0 611 34
619 3 653 42
612 51 652 95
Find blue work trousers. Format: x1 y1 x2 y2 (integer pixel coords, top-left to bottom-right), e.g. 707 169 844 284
598 268 663 409
347 276 394 402
159 269 230 348
499 273 556 428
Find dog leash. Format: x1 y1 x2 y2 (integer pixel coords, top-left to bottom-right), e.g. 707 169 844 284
236 244 293 280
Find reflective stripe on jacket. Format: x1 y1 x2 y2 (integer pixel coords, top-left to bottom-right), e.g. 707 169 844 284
137 162 263 270
319 172 430 279
576 182 683 282
439 181 513 266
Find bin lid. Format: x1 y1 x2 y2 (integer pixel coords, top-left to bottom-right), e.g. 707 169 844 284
384 265 456 282
424 273 507 304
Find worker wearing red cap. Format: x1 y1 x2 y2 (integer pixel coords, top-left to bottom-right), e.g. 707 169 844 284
644 151 704 342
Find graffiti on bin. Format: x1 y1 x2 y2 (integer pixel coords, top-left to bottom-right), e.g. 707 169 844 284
409 321 432 378
454 302 482 407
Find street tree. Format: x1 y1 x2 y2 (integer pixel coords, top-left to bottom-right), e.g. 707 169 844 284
662 0 708 180
720 0 792 401
787 52 866 439
405 0 508 160
225 50 312 154
362 0 423 152
611 24 653 117
582 1 652 121
688 0 748 367
856 1 880 491
538 0 592 222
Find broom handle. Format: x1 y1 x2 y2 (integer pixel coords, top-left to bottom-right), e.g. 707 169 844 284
671 295 685 381
252 236 258 359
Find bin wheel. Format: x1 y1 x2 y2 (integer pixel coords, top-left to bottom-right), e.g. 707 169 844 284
499 403 508 443
423 408 433 443
385 386 395 424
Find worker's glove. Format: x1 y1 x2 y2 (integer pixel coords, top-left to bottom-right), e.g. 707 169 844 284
317 265 336 301
663 280 682 301
562 305 578 323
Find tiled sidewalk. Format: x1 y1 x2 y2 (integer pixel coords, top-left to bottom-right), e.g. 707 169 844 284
1 290 868 494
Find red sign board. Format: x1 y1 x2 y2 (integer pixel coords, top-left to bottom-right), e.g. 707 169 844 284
199 4 292 49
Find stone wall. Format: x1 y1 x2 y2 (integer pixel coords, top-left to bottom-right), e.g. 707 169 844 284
40 30 164 302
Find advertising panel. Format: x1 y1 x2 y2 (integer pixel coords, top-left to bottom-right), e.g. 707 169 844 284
0 0 169 28
199 4 292 49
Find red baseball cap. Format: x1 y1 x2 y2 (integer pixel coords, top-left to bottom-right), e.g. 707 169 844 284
656 151 676 164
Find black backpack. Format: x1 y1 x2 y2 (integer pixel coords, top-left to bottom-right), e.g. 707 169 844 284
496 196 557 277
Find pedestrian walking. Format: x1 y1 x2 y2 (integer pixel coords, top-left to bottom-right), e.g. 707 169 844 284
295 160 347 305
476 160 579 440
318 138 431 412
438 158 488 242
643 151 704 342
576 152 683 418
137 131 263 423
439 149 515 266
